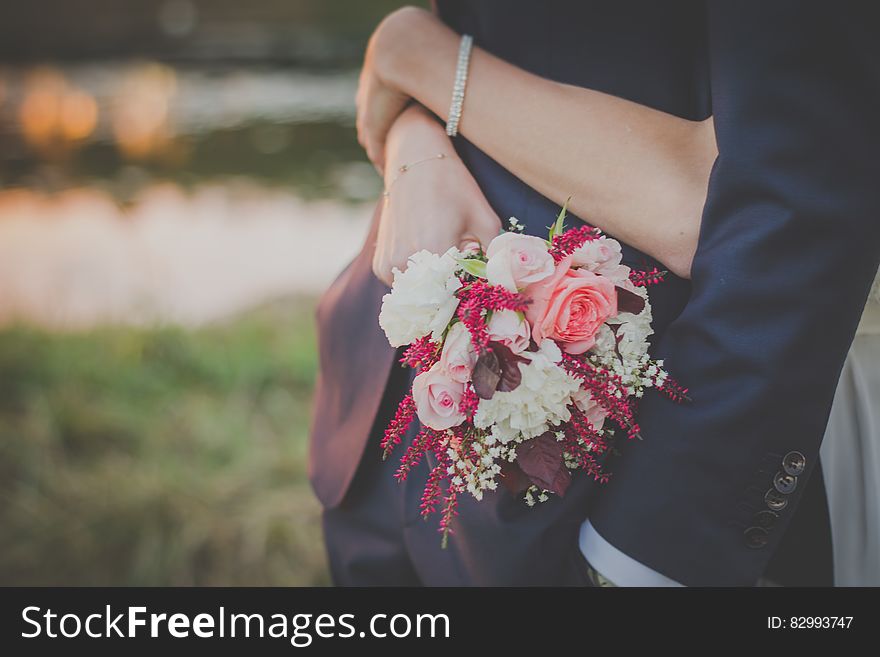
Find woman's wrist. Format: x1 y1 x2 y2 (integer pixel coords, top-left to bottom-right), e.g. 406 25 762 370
388 102 441 133
384 105 453 181
373 7 458 118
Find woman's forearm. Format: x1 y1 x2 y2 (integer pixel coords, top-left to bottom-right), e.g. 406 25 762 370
374 8 716 278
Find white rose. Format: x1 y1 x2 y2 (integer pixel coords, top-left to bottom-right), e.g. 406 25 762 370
379 247 462 347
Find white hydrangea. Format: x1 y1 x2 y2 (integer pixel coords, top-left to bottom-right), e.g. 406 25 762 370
587 285 661 397
592 324 618 356
378 247 462 347
594 284 653 362
612 292 653 361
473 340 581 444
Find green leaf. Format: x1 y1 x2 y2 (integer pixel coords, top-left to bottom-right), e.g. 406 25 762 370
456 257 488 279
549 196 572 240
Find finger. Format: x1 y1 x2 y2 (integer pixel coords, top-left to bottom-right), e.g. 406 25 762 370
458 238 481 254
366 137 386 172
359 130 382 174
468 214 504 253
372 147 386 173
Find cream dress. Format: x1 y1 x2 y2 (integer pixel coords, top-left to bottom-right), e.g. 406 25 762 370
820 271 880 586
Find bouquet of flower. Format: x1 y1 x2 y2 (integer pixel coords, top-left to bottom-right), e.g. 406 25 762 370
378 206 687 545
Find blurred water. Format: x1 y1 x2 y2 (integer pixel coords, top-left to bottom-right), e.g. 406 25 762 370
0 184 371 328
0 61 380 328
0 63 360 144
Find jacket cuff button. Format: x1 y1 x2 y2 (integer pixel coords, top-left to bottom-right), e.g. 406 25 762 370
782 451 806 476
773 470 798 495
753 509 780 529
744 526 770 549
764 488 789 511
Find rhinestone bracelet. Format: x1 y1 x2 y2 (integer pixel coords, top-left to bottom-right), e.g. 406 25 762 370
445 34 474 137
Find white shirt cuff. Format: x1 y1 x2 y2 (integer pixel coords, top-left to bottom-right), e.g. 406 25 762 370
579 520 684 587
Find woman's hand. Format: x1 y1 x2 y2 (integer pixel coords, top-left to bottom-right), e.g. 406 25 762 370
356 7 447 170
372 105 501 286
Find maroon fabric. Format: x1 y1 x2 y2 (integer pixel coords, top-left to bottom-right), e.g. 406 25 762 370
308 202 398 508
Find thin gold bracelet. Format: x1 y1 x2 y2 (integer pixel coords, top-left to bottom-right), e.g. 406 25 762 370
382 153 446 199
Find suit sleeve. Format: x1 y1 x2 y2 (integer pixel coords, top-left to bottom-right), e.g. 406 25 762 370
588 0 880 586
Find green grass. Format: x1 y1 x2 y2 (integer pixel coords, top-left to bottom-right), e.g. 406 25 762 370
0 299 329 586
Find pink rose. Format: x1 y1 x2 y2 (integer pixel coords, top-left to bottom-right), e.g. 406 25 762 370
485 232 555 291
487 309 531 354
571 389 607 430
412 363 467 430
524 256 618 354
439 323 477 383
570 236 630 284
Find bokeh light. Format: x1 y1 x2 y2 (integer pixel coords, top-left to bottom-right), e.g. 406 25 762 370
59 88 98 141
17 66 98 153
111 63 177 160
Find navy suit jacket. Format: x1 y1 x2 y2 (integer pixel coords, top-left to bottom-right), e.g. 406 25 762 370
310 0 880 585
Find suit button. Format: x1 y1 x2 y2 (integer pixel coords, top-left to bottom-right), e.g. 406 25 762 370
764 488 789 511
782 451 806 476
744 526 769 549
773 471 798 494
753 510 780 529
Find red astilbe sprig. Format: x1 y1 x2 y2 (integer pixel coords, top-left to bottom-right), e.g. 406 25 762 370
656 372 691 404
560 407 612 484
561 438 609 484
561 353 642 440
400 336 441 370
548 224 601 262
395 427 442 482
629 267 668 288
456 279 530 351
438 487 460 549
381 393 416 458
420 438 457 520
458 384 480 420
418 427 470 547
564 406 609 456
419 461 446 518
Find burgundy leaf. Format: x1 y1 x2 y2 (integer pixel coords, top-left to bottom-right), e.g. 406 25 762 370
515 431 571 497
472 349 501 399
490 341 530 393
499 459 532 494
616 286 646 315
